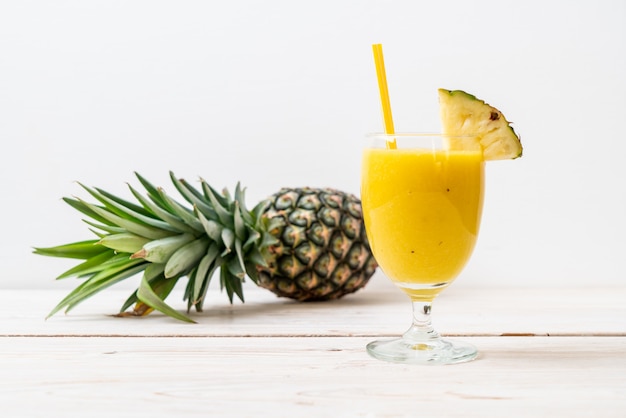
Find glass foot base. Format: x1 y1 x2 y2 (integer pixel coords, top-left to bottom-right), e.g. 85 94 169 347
366 337 478 365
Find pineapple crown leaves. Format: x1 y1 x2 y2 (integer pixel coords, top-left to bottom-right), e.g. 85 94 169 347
33 171 277 323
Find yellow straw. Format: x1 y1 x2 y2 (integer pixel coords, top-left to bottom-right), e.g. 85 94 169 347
372 43 396 149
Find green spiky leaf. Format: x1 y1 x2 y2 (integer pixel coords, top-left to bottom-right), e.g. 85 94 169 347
137 273 194 323
33 240 108 260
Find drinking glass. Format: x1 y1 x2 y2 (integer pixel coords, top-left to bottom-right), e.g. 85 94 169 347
361 133 485 364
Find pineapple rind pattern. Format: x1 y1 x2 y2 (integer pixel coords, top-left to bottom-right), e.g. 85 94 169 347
257 187 378 301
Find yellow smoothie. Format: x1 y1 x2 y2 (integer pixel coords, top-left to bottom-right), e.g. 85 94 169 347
361 147 484 301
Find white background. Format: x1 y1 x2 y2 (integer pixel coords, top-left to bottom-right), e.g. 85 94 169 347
1 0 624 291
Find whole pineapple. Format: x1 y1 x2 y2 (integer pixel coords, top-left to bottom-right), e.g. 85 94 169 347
34 172 378 323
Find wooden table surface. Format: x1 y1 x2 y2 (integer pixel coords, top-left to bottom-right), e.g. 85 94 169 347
1 275 625 417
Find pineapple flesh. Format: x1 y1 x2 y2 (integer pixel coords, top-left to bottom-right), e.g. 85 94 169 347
438 89 522 160
33 173 378 323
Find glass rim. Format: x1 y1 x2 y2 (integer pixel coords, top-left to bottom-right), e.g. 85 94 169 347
366 132 478 138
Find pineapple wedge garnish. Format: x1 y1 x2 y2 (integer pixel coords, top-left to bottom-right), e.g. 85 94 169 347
439 89 522 160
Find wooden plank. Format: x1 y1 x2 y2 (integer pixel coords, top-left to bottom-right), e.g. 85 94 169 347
0 336 624 418
1 279 624 337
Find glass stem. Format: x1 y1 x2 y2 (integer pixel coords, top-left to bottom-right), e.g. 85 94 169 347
403 300 441 343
